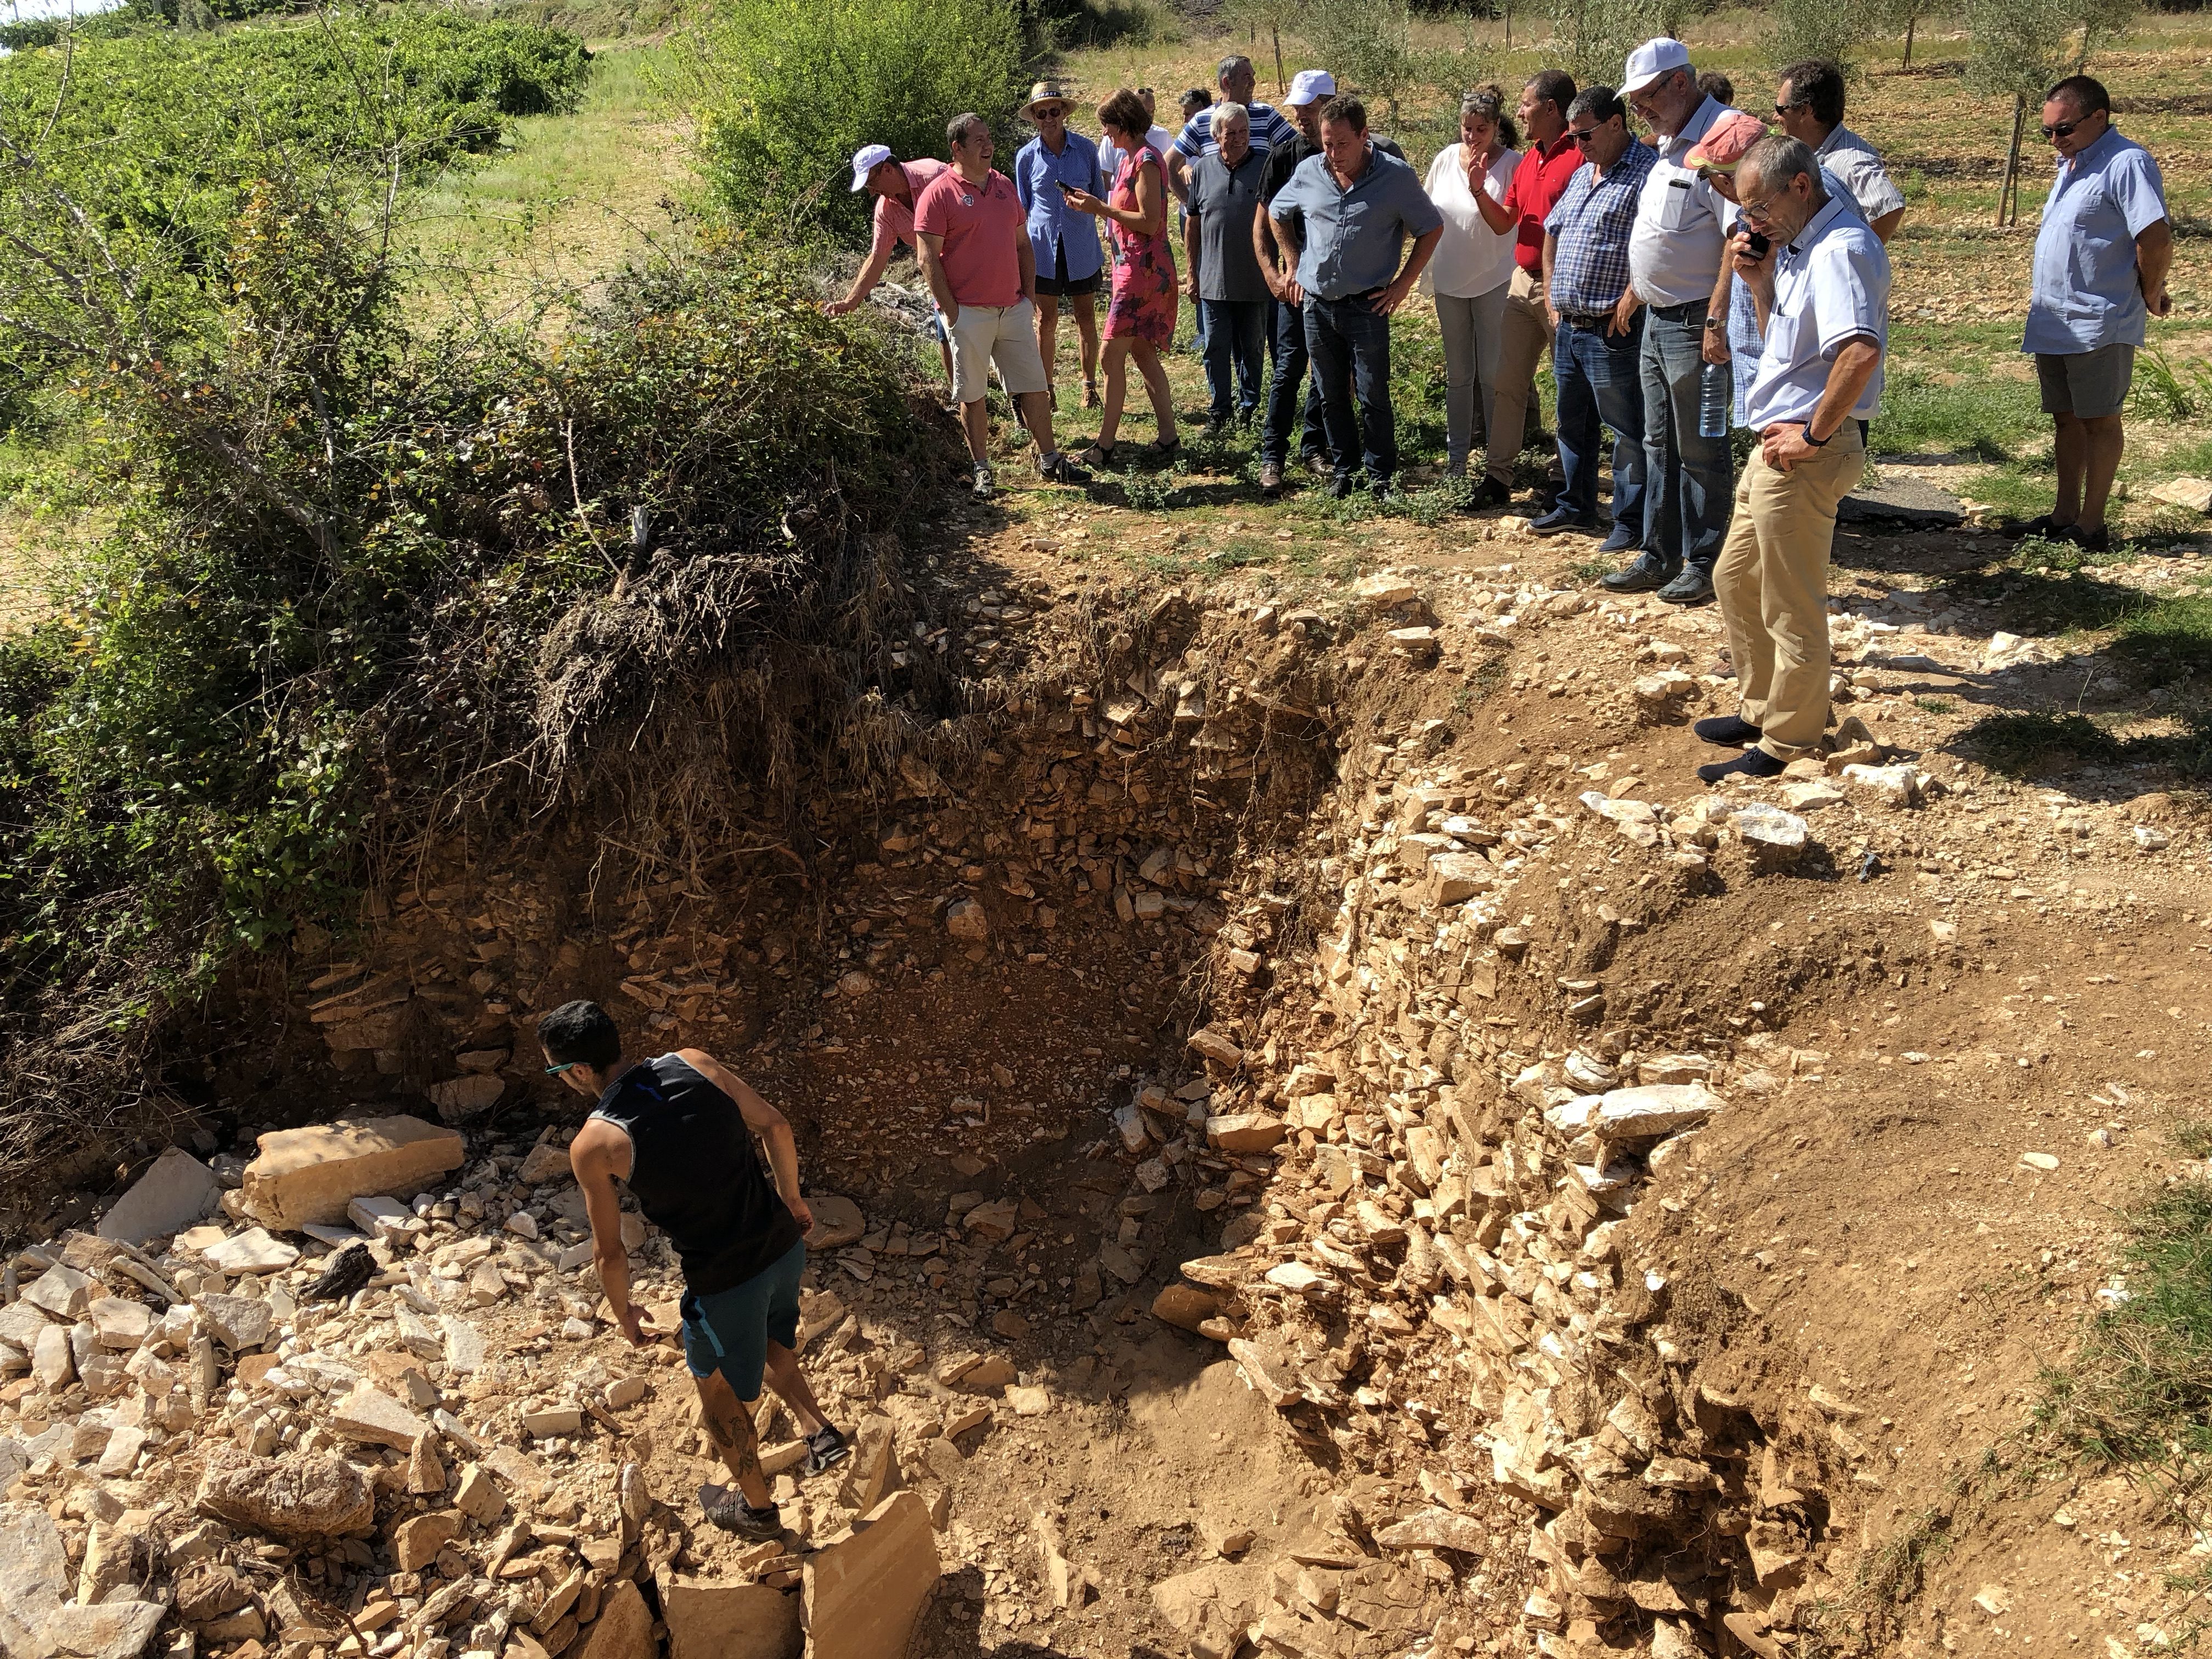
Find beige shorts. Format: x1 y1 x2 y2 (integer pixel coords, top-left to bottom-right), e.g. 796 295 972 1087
947 299 1048 407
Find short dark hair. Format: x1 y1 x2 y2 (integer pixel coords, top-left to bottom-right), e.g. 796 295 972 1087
2046 74 2110 116
1779 59 1846 127
1696 70 1735 109
1526 68 1576 114
1181 87 1212 116
1098 87 1152 142
946 111 987 150
1217 54 1253 82
1567 86 1624 128
1320 93 1367 132
539 1000 622 1069
1740 133 1822 198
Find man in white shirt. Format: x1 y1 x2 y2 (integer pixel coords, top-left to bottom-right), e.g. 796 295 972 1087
1606 38 1738 607
1697 135 1888 786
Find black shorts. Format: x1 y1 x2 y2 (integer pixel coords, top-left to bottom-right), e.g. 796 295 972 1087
1035 240 1101 298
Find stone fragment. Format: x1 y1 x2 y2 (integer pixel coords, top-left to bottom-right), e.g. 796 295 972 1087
517 1139 572 1185
802 1491 939 1659
238 1116 466 1231
454 1463 506 1525
22 1263 93 1321
88 1297 153 1350
1374 1508 1486 1554
427 1076 505 1123
442 1316 487 1373
2150 476 2212 515
195 1451 375 1539
944 900 990 941
393 1511 463 1572
523 1406 585 1438
1226 1338 1302 1408
1205 1114 1285 1154
1005 1385 1051 1417
332 1384 431 1451
201 1230 299 1276
347 1195 412 1240
577 1581 654 1659
805 1197 865 1250
1151 1284 1221 1333
197 1294 274 1352
1426 854 1493 905
1732 803 1808 853
2020 1152 2059 1173
962 1198 1018 1243
31 1324 74 1390
97 1148 224 1245
1841 763 1920 807
658 1576 801 1659
1186 1028 1244 1068
41 1600 166 1659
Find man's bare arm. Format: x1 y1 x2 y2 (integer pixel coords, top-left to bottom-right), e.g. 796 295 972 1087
2137 218 2174 315
569 1118 645 1343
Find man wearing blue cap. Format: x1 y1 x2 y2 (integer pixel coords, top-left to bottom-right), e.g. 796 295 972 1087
826 144 953 389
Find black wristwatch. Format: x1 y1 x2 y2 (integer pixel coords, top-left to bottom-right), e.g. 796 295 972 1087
1702 317 1724 331
1801 421 1830 447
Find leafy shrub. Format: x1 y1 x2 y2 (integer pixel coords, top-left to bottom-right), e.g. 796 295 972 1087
1764 0 1871 73
679 0 1026 244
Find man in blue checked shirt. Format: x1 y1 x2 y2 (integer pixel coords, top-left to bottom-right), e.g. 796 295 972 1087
1698 135 1888 787
2017 75 2173 554
1012 83 1108 410
1268 95 1443 498
1538 87 1656 553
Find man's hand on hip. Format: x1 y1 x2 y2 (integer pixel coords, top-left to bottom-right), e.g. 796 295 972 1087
1760 421 1818 472
1373 276 1414 317
1608 290 1639 337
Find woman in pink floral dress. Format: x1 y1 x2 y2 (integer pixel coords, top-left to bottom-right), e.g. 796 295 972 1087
1063 87 1179 465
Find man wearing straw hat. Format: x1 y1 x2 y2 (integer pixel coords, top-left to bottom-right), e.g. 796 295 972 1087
826 144 954 390
1013 81 1109 409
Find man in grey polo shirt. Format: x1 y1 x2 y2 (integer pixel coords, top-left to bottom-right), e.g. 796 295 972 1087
1268 94 1443 497
1699 136 1888 785
1606 38 1739 607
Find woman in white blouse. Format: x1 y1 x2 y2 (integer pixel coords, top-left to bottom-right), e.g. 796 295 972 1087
1422 87 1522 497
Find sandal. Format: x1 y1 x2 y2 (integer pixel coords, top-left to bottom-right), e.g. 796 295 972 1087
1077 441 1118 468
1145 439 1182 466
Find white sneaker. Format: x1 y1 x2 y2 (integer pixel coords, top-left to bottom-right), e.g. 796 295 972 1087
972 465 994 498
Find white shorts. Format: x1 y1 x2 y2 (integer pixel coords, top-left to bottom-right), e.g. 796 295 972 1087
947 299 1048 407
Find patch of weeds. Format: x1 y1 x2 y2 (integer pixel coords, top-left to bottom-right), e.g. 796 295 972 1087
1914 696 1956 714
1120 471 1183 513
2132 348 2212 423
1200 535 1279 574
2034 1151 2212 1543
1398 477 1471 528
2170 1121 2212 1161
1855 1500 1953 1622
1566 552 1615 582
2114 582 2212 685
1871 365 2043 461
1960 712 2124 774
1451 656 1509 710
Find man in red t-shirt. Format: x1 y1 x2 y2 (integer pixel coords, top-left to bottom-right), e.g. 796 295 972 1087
1485 69 1583 501
826 145 954 389
915 113 1086 496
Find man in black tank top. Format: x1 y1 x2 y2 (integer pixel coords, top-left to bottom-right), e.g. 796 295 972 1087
540 1000 850 1539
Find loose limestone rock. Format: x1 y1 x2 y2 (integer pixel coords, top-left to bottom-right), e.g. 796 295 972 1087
577 1580 655 1659
804 1197 865 1250
658 1577 801 1659
95 1148 224 1245
195 1451 375 1540
802 1491 939 1659
238 1115 465 1231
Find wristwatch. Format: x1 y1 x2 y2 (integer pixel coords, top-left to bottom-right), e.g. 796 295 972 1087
1801 422 1830 446
1703 317 1724 331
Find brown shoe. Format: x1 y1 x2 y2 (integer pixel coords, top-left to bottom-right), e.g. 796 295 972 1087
1259 461 1283 497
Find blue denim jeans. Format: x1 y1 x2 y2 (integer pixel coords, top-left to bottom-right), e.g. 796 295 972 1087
1261 295 1327 466
1304 294 1397 485
1553 314 1648 538
1200 299 1268 422
1641 300 1734 571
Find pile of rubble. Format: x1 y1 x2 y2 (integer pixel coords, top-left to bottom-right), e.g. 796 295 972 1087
0 1115 943 1659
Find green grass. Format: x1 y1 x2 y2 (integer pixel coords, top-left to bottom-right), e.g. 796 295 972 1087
2115 583 2212 685
1870 365 2045 461
1960 710 2212 778
2036 1144 2212 1542
1914 696 1956 714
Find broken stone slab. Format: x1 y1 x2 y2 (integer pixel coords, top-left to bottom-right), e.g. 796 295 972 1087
804 1197 865 1250
96 1148 224 1245
1426 853 1494 905
346 1196 412 1240
1205 1114 1285 1155
87 1298 151 1350
1549 1083 1726 1147
516 1138 572 1186
1226 1337 1303 1409
200 1229 300 1276
578 1579 655 1659
239 1116 465 1232
196 1294 274 1352
441 1316 486 1373
1840 762 1921 808
38 1599 167 1659
2151 476 2212 515
658 1575 801 1659
1186 1028 1244 1068
196 1451 374 1539
802 1491 939 1659
1374 1507 1486 1554
943 899 990 941
522 1406 585 1438
392 1511 463 1572
1731 803 1808 853
330 1384 432 1452
1150 1283 1222 1334
22 1263 93 1321
426 1075 504 1125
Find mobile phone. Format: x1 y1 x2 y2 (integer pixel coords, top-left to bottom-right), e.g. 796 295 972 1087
1056 180 1077 195
1732 218 1771 259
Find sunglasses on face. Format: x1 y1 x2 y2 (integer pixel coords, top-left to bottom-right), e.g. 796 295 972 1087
2041 119 2082 139
1568 126 1600 145
545 1060 579 1075
1034 106 1066 120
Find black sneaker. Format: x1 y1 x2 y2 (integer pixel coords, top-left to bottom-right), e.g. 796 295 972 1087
704 1492 783 1539
1696 748 1786 784
1601 554 1677 592
803 1425 853 1477
1657 565 1717 606
1467 477 1511 510
1694 715 1763 747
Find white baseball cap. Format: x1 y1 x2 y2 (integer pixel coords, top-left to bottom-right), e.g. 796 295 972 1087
849 143 893 191
1285 69 1336 108
1621 37 1691 94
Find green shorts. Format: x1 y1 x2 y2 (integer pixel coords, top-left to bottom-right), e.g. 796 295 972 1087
679 1239 805 1400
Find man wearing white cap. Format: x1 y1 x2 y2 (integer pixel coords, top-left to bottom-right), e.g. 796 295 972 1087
1252 70 1406 496
1606 37 1741 608
826 145 954 388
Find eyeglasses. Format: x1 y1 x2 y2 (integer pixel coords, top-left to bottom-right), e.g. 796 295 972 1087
1567 126 1600 146
1739 193 1779 223
2041 118 2081 139
544 1060 578 1075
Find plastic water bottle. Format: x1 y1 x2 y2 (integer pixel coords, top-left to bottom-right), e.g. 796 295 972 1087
1698 359 1731 439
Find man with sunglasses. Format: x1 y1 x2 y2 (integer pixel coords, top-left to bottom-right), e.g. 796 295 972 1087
544 1001 850 1540
2019 75 2172 553
1537 87 1657 550
1606 38 1742 607
1699 134 1887 786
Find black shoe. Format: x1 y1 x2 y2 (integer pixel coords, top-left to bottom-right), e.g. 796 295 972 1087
704 1493 783 1539
1039 453 1090 485
1201 416 1231 438
1528 506 1599 537
1302 450 1333 477
1327 473 1355 500
803 1425 852 1477
1468 477 1511 510
1694 715 1763 747
2012 512 2066 540
1594 524 1641 556
1601 554 1677 593
1696 748 1787 784
2060 523 2112 552
1657 565 1717 606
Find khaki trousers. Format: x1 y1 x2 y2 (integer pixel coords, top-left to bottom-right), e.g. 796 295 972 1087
1713 425 1865 760
1484 265 1554 488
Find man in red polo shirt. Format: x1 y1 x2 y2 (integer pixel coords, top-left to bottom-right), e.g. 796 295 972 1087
1485 68 1583 503
915 112 1084 497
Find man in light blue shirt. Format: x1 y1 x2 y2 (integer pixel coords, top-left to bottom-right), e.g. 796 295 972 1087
1268 95 1443 496
1699 136 1887 787
2019 75 2172 553
1012 83 1108 410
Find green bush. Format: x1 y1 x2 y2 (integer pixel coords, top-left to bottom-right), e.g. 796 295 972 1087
681 0 1027 243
